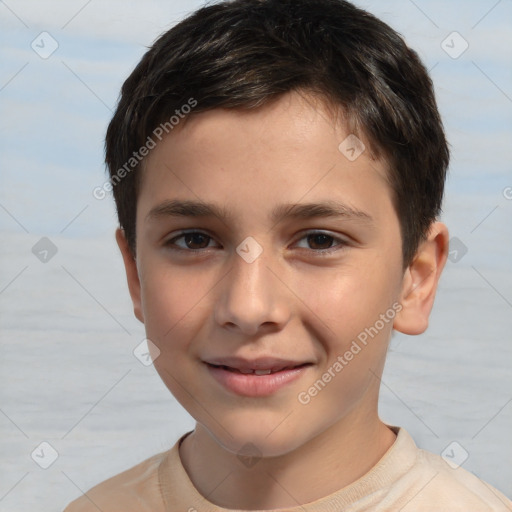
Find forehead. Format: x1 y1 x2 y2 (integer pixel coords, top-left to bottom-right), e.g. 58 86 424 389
138 91 394 227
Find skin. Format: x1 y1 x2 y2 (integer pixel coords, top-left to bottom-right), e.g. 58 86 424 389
116 90 449 510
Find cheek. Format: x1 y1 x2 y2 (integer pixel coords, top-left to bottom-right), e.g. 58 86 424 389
139 263 211 347
298 270 395 417
294 261 397 345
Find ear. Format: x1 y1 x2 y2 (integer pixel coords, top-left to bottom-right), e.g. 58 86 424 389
115 228 144 324
393 221 449 335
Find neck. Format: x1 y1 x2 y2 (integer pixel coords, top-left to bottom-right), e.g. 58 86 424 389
178 413 396 510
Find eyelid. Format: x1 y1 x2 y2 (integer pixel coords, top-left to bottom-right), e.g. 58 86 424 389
164 229 350 253
165 229 221 251
292 229 349 252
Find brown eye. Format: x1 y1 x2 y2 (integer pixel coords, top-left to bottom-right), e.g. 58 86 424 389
183 233 211 249
166 231 218 251
294 230 348 254
306 233 335 250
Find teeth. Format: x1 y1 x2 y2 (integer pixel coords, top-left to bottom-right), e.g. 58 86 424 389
214 365 298 375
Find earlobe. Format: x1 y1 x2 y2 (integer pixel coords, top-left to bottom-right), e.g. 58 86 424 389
115 228 144 324
393 222 449 335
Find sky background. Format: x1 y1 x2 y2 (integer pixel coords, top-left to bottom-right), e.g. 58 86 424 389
0 0 511 510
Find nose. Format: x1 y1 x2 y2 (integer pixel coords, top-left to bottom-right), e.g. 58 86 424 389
214 245 292 336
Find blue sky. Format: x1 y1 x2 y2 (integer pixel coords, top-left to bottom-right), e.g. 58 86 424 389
0 2 511 505
0 0 511 251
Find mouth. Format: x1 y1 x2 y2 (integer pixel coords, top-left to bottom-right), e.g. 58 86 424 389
203 358 313 397
205 362 311 375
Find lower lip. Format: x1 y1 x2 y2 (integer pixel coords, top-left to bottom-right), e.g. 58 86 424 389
206 364 310 397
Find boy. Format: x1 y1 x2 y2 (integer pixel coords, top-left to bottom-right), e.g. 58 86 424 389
65 0 512 510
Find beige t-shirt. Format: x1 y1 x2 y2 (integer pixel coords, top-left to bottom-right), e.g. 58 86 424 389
64 427 512 511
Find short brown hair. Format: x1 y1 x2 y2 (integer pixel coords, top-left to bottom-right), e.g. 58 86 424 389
105 0 449 266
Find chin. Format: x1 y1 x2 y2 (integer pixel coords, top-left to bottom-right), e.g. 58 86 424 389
204 414 316 459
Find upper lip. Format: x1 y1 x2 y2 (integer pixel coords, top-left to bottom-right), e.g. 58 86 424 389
204 356 312 373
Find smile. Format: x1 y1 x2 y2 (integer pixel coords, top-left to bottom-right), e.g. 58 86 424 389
208 363 309 375
204 360 312 397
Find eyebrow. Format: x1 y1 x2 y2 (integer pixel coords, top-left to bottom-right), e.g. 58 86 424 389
146 199 373 225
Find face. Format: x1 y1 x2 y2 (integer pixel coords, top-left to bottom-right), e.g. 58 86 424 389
124 92 410 457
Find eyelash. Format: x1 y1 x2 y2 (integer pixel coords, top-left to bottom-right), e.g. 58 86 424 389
164 229 349 256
